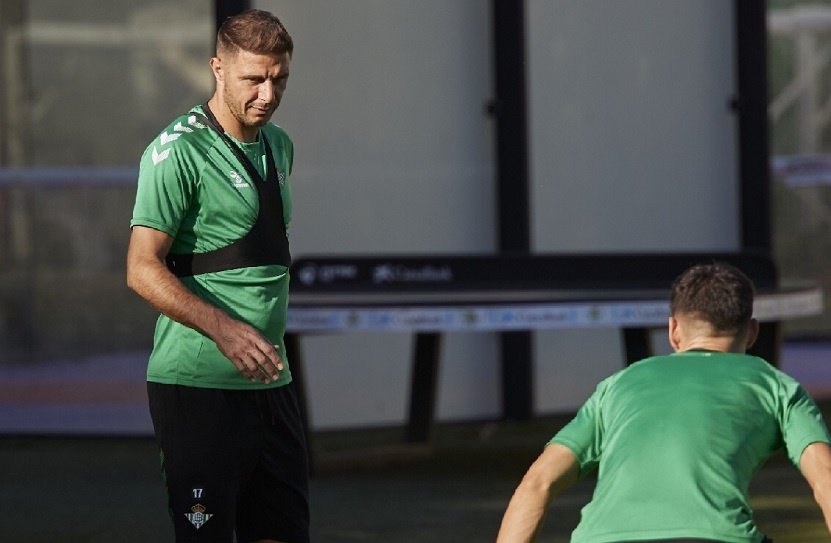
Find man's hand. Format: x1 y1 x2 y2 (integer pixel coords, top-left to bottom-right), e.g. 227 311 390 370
212 318 284 383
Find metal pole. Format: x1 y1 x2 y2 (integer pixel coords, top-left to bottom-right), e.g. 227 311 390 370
492 0 533 421
735 0 772 251
214 0 251 31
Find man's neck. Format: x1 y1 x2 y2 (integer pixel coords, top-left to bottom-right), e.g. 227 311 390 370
678 336 746 354
206 97 258 143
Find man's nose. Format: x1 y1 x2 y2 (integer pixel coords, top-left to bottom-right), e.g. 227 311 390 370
259 81 275 103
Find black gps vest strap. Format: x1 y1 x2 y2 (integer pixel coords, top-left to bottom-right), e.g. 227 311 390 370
165 103 291 277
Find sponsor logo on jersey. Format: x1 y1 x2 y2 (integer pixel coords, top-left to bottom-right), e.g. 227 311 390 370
229 170 250 189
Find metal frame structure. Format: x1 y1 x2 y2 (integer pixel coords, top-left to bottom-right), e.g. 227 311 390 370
735 0 772 251
219 1 774 425
489 0 772 419
215 0 250 31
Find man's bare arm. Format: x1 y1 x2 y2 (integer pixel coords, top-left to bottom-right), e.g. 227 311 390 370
496 443 580 543
800 441 831 533
126 225 282 383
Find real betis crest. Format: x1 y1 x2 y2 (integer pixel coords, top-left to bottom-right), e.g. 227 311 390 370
185 503 213 529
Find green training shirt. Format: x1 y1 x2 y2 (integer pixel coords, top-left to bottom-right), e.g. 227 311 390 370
131 105 294 389
551 351 831 543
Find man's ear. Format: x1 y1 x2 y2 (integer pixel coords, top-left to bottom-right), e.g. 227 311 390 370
668 316 682 352
209 57 223 84
745 318 759 350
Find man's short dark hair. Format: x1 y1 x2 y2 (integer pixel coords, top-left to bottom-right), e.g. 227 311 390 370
217 9 293 57
669 262 755 334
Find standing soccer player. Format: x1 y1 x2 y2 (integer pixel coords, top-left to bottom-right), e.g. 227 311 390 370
127 9 308 543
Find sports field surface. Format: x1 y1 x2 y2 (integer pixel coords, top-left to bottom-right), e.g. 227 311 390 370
1 406 829 542
2 341 831 542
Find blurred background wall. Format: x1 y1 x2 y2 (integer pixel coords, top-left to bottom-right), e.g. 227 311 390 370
0 0 828 431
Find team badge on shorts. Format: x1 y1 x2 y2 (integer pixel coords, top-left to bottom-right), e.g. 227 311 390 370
185 503 213 529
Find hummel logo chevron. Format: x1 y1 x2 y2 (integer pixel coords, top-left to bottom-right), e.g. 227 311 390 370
152 146 170 165
160 131 181 145
150 115 207 166
188 115 206 129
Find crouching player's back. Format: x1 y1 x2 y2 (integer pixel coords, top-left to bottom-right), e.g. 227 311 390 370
496 263 831 543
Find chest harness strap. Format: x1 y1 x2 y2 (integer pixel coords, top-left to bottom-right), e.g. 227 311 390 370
165 103 291 277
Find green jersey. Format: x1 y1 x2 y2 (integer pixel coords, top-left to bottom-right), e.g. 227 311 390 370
131 105 294 389
551 351 831 543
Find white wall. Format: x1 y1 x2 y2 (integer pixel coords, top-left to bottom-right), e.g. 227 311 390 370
528 0 739 413
529 0 738 253
262 0 499 428
260 0 741 429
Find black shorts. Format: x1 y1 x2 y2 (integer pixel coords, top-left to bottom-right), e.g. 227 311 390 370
147 382 310 543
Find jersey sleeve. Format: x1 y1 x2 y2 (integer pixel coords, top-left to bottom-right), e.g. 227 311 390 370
284 128 294 176
549 377 611 476
778 374 831 468
265 123 294 229
130 122 200 238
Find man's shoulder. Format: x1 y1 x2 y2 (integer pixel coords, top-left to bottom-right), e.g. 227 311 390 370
262 120 290 136
141 108 218 167
155 109 217 149
622 352 784 389
262 122 291 145
262 122 293 145
261 123 294 172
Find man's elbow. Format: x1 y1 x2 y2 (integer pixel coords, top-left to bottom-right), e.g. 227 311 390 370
126 226 173 297
125 258 142 294
521 462 557 494
519 452 576 499
126 255 156 298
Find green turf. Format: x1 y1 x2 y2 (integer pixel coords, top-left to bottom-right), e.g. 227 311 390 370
0 410 828 542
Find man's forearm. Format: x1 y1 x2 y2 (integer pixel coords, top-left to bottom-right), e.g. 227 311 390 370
496 479 552 543
127 253 229 338
497 444 580 542
801 442 831 533
813 484 831 533
126 227 283 383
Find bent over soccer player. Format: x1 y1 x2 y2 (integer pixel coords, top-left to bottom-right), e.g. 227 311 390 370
497 263 831 543
127 9 308 543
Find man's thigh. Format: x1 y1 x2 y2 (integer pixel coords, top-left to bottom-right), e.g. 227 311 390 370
148 383 262 542
235 384 310 543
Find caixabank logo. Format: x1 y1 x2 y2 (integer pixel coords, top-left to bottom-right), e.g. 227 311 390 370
371 264 453 284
